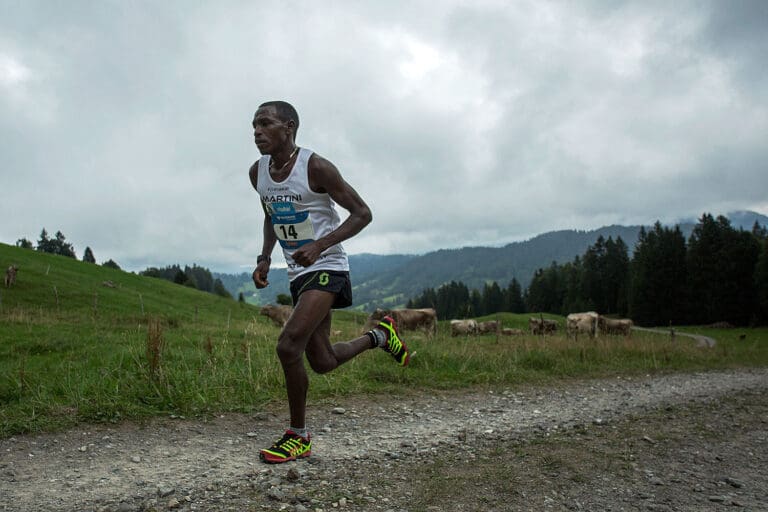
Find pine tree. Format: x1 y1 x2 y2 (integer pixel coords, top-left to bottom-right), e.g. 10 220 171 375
53 231 76 258
504 278 525 313
755 237 768 324
581 236 608 313
481 282 504 316
15 238 34 249
102 259 121 270
629 222 687 326
561 258 587 314
36 229 76 258
83 246 96 263
687 214 759 325
36 228 52 253
173 269 188 285
604 237 630 316
213 279 232 299
752 221 767 240
470 289 483 316
525 262 565 314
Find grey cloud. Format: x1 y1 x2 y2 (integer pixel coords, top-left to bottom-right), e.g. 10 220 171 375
1 1 767 272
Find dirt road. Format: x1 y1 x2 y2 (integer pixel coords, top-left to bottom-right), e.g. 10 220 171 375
1 368 766 511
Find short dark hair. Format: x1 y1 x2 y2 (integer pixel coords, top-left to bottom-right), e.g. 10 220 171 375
259 100 300 132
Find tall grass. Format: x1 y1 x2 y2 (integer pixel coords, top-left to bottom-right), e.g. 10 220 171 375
1 242 767 437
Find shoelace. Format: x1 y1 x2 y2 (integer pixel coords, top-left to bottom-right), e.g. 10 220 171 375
276 435 308 455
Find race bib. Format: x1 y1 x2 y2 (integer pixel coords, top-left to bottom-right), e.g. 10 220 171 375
268 202 316 249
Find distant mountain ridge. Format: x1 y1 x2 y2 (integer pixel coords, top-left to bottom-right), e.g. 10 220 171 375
216 210 768 311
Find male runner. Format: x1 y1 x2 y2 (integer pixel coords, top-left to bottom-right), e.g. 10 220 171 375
249 100 410 463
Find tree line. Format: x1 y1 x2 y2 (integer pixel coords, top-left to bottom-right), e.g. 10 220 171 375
407 214 768 327
15 228 232 300
17 228 120 269
140 264 232 299
407 278 525 320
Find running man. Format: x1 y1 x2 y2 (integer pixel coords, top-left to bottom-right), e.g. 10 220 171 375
249 100 410 463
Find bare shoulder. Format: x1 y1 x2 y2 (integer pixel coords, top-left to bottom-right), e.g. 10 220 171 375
307 152 343 193
248 161 260 190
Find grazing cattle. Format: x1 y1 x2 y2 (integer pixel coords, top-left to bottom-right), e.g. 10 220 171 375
450 319 478 336
260 304 293 327
501 328 524 336
566 311 599 339
364 308 437 336
4 265 18 288
477 320 501 335
598 317 633 336
529 317 557 335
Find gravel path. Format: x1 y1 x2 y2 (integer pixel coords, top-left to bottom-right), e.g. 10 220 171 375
1 368 766 511
632 326 717 348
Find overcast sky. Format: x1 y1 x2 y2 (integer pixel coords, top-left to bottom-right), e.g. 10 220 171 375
2 1 766 273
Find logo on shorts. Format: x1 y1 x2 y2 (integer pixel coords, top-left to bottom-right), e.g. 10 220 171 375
318 272 329 286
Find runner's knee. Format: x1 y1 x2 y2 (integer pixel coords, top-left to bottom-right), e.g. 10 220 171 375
276 333 304 365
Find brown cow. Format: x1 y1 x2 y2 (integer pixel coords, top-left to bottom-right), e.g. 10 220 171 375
477 320 501 335
260 304 293 327
450 319 478 336
364 308 437 336
529 317 557 335
4 265 18 288
598 317 633 336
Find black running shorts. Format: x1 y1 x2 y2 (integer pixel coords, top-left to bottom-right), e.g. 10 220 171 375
289 270 353 309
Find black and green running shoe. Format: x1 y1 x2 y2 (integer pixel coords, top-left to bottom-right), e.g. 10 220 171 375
259 430 312 464
377 315 411 366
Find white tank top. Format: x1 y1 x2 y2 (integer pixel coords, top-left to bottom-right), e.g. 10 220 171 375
256 148 349 281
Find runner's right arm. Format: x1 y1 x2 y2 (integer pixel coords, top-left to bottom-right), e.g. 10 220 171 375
250 162 277 289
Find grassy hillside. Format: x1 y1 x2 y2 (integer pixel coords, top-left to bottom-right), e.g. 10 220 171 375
2 242 767 438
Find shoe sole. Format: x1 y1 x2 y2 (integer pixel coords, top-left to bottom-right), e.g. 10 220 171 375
259 450 311 464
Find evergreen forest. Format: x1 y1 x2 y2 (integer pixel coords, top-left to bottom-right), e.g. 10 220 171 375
407 214 768 327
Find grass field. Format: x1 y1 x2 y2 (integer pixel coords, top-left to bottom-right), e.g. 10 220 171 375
2 242 767 437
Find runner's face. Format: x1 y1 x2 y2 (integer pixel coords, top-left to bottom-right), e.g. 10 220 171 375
253 106 292 155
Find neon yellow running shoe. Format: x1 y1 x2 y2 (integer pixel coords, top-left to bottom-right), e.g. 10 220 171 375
377 315 411 366
259 430 311 464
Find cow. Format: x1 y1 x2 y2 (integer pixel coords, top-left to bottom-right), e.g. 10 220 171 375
566 311 599 339
4 265 18 288
529 317 557 335
260 304 293 327
501 328 524 336
450 319 478 336
477 320 501 335
364 308 437 336
598 317 633 337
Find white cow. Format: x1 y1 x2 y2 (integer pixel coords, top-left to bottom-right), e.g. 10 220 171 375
566 312 599 339
450 319 478 337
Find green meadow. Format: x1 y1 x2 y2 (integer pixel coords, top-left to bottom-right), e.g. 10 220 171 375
2 242 767 437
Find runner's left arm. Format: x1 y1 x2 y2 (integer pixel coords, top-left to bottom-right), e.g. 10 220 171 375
291 155 372 267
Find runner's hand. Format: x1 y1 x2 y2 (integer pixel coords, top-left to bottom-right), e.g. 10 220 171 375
253 263 269 289
291 241 323 267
